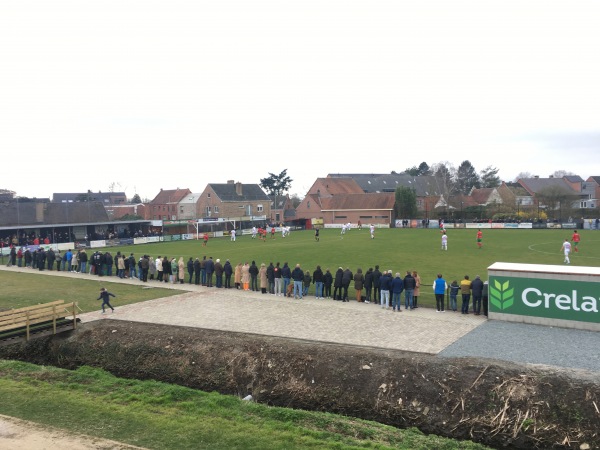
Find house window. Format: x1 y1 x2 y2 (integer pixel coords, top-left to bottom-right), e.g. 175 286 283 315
207 193 211 198
180 207 184 213
335 216 347 219
205 206 211 216
580 201 587 208
214 206 219 214
307 201 310 208
257 204 263 213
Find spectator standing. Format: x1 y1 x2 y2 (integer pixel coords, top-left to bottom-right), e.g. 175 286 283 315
471 275 484 315
281 262 291 295
379 270 392 310
291 264 304 299
79 249 88 274
187 257 194 283
403 271 416 310
249 260 259 291
46 248 55 271
391 272 404 311
149 256 156 280
333 267 344 301
214 258 224 288
128 253 137 279
267 262 275 294
162 256 171 283
412 270 421 308
372 265 382 304
223 259 233 288
449 280 459 312
433 273 448 312
303 270 311 296
364 267 373 303
200 256 207 285
259 263 268 294
241 262 250 291
155 256 163 282
273 262 282 296
205 256 215 287
341 267 353 302
312 265 324 299
354 268 365 302
460 275 472 314
194 258 201 285
234 262 242 289
323 268 333 299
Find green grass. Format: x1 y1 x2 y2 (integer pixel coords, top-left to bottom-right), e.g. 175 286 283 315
0 271 182 312
61 228 600 306
0 360 490 449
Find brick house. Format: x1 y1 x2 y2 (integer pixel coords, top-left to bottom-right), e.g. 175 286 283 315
197 181 271 223
296 177 395 226
148 188 192 221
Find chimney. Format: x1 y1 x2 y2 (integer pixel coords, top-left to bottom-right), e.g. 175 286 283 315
235 182 243 196
227 180 235 184
534 175 539 179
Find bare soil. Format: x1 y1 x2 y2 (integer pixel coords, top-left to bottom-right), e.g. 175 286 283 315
2 320 599 450
0 414 145 450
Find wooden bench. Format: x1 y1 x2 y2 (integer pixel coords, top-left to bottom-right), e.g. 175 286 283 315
0 300 79 341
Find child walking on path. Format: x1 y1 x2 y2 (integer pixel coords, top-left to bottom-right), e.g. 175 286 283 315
97 287 116 313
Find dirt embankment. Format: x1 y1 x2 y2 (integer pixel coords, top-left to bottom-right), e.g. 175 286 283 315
2 320 599 450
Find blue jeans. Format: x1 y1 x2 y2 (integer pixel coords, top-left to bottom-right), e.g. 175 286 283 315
303 285 309 296
404 289 414 309
473 295 482 314
201 269 206 285
450 294 457 311
293 281 303 298
315 281 323 298
380 290 390 308
392 292 402 310
283 278 290 295
461 294 471 313
118 268 125 278
80 262 87 274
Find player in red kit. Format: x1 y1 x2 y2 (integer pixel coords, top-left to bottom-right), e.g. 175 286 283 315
571 230 580 252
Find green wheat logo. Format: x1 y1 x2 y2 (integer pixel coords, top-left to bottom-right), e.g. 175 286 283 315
489 280 514 310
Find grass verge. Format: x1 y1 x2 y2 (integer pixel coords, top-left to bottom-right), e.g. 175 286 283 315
0 360 490 450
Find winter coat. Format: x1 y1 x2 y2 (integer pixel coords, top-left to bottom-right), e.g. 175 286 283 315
403 274 416 290
291 267 304 282
259 266 268 288
241 264 250 283
323 271 333 287
235 264 243 283
353 271 364 290
364 270 373 289
334 269 344 288
312 267 324 283
341 269 353 286
391 276 405 294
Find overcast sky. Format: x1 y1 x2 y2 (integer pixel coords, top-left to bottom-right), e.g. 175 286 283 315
1 1 599 201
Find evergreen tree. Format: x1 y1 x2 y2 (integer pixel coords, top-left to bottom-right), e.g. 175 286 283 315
480 166 500 188
260 169 292 196
455 160 480 195
395 186 418 218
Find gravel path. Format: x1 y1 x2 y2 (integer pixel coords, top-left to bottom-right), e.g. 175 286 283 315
438 320 600 373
